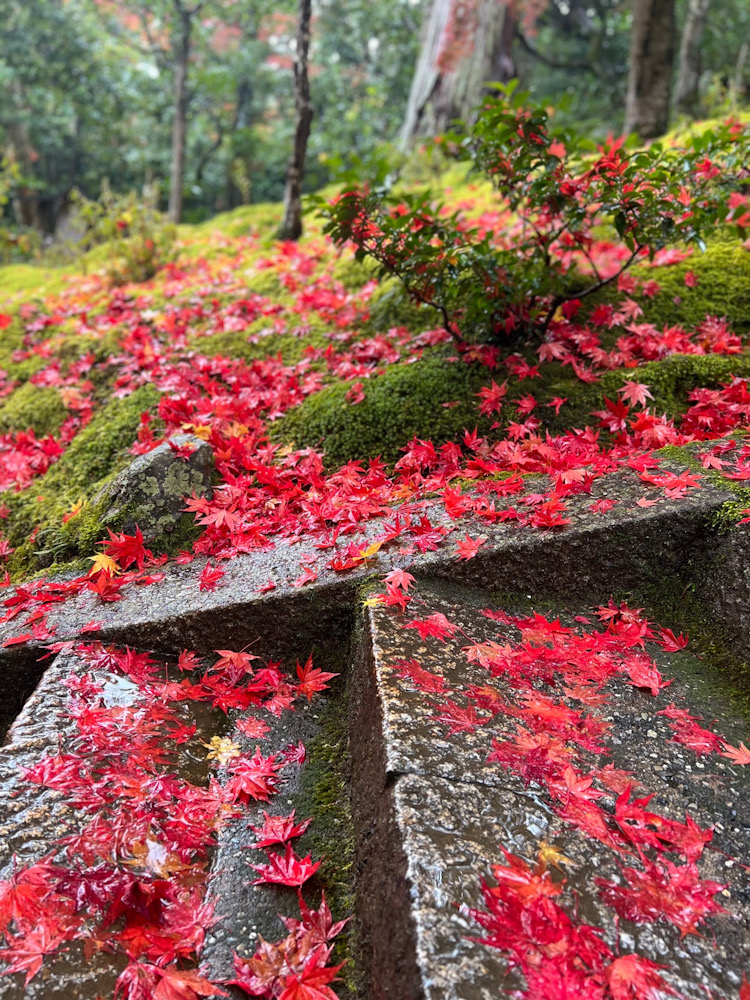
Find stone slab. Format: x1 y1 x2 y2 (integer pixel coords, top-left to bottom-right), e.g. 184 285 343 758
352 584 750 1000
0 463 732 671
0 653 119 999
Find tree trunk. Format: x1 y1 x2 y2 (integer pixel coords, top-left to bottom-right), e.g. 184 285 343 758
278 0 313 241
623 0 676 138
400 0 515 147
168 2 192 224
674 0 710 116
7 120 42 231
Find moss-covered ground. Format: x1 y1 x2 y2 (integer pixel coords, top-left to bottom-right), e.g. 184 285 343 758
1 156 750 577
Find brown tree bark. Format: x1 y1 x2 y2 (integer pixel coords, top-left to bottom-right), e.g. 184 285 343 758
168 0 192 223
674 0 710 116
623 0 676 138
278 0 313 241
400 0 515 147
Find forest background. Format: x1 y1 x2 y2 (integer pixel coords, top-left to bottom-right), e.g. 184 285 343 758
1 0 749 246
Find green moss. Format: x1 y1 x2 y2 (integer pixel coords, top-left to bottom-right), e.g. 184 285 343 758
628 235 750 333
331 254 379 292
0 383 68 437
643 577 750 728
190 317 330 365
4 383 162 578
243 269 287 299
275 344 750 470
293 653 356 996
274 351 498 466
600 351 750 415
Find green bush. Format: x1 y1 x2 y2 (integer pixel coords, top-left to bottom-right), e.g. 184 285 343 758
70 182 176 286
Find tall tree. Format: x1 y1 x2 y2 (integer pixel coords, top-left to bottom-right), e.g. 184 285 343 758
123 1 208 223
400 0 515 145
278 0 313 240
674 0 711 116
623 0 676 138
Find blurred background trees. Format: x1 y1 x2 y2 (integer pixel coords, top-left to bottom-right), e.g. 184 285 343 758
0 0 748 239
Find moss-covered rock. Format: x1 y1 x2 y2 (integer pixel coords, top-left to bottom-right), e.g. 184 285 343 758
273 352 497 466
600 351 750 415
275 348 750 470
4 383 163 577
0 383 68 437
90 432 214 541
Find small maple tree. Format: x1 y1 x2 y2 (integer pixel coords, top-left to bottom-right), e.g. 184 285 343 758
319 86 749 345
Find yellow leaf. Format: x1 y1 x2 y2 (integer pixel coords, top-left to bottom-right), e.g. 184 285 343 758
362 595 384 608
88 553 119 577
354 540 383 562
190 424 212 441
537 840 574 872
202 735 240 765
62 499 84 524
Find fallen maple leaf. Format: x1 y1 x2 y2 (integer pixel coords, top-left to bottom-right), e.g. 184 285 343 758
199 563 225 591
720 740 750 765
249 811 312 849
153 967 226 1000
456 534 485 560
605 954 675 1000
249 845 321 887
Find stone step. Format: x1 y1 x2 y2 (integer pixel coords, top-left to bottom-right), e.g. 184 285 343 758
0 460 734 670
351 583 750 1000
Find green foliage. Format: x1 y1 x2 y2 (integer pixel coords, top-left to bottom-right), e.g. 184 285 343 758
70 183 176 285
318 86 750 345
0 157 40 263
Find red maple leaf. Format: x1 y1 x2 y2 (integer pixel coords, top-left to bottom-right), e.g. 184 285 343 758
402 612 458 642
224 748 282 803
0 923 68 986
249 845 321 887
153 966 225 1000
596 858 725 936
249 811 312 849
604 954 675 1000
720 740 750 765
279 957 344 1000
198 563 225 591
456 534 485 560
296 655 338 701
102 526 151 571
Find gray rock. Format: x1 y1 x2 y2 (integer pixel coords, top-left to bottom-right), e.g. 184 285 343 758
0 458 733 665
351 585 750 1000
92 432 213 541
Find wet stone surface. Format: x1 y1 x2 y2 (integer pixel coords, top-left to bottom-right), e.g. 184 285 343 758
0 462 731 666
0 653 122 999
202 701 321 994
355 583 750 1000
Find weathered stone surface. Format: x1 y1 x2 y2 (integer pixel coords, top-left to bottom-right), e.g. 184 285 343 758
0 653 121 999
92 432 213 541
699 523 750 655
352 584 750 1000
0 462 732 666
202 703 321 996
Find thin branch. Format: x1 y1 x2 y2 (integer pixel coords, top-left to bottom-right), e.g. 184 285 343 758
514 29 595 74
538 243 643 338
